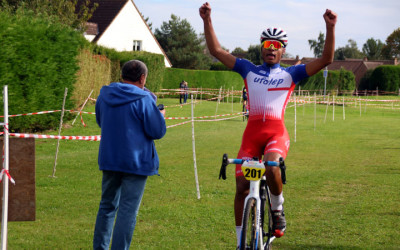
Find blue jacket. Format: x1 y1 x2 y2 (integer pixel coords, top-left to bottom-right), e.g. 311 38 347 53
95 82 166 176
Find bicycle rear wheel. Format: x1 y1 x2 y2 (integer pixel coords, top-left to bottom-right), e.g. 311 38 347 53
240 198 258 250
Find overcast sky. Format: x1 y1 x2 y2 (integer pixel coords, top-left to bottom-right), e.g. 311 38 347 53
134 0 400 58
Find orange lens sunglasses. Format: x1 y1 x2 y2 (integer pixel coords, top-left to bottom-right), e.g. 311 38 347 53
262 40 284 50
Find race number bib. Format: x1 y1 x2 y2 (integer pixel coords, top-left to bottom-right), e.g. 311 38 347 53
241 161 265 181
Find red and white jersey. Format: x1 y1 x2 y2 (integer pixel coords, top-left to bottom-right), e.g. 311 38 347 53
233 58 308 121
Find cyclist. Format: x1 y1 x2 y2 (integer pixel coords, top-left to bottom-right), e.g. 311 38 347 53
199 2 337 247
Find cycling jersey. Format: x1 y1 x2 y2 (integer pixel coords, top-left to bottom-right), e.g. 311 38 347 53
233 58 309 176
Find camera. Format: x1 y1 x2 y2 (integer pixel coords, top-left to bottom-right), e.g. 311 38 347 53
157 104 164 111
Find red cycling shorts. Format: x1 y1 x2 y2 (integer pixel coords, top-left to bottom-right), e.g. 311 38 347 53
236 118 290 177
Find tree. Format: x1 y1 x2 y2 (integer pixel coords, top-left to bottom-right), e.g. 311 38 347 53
308 32 325 58
381 27 400 59
155 14 210 69
246 45 262 65
232 47 245 54
362 38 384 60
334 39 364 60
141 13 152 31
0 0 98 32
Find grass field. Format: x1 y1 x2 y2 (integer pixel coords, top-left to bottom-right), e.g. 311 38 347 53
7 95 400 249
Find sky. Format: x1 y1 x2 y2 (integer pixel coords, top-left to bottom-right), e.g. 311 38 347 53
134 0 400 59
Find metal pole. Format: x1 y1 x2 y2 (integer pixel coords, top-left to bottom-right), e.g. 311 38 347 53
191 95 200 199
323 67 328 101
1 85 9 250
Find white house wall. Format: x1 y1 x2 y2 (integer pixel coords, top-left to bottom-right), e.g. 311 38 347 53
96 1 171 67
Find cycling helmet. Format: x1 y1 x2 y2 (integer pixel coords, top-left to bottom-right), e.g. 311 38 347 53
260 27 288 48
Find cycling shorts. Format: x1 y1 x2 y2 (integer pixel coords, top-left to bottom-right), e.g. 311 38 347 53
235 118 290 177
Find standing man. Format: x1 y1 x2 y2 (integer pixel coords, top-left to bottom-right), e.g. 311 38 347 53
200 2 337 247
179 80 186 104
93 60 167 250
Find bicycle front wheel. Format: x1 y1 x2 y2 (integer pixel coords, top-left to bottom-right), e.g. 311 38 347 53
240 198 258 250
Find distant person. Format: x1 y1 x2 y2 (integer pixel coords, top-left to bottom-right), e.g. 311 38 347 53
183 81 189 104
242 85 248 107
179 80 186 104
200 2 337 247
93 59 167 250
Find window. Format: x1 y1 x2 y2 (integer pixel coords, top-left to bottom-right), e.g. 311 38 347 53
133 40 142 51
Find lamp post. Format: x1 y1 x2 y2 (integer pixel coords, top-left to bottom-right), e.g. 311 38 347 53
323 67 328 101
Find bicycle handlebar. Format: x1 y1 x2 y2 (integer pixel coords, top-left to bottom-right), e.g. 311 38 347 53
219 153 286 184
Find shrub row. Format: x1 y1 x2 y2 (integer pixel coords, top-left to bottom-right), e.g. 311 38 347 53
162 68 243 91
0 9 85 132
90 45 165 92
297 68 356 93
368 65 400 92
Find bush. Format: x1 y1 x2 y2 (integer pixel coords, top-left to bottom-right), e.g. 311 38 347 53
358 69 374 90
0 9 85 132
209 62 231 71
297 67 355 93
91 45 165 92
162 68 243 90
73 50 111 106
369 65 400 92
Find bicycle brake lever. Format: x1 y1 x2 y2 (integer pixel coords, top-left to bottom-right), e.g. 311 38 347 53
279 157 287 184
219 154 228 180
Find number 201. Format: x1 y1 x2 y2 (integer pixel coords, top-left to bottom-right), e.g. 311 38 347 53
244 168 261 179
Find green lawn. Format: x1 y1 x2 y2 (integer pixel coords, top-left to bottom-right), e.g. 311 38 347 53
7 96 400 249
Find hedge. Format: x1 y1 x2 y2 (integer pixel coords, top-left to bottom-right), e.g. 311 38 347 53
91 45 165 92
297 67 356 93
162 68 243 90
368 65 400 92
0 9 85 132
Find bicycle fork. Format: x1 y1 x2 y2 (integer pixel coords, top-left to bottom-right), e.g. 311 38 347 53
241 180 265 249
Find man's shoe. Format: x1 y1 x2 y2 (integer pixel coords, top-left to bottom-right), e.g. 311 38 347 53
271 209 286 238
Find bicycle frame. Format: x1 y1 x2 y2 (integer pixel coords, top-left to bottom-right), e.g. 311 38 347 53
219 154 286 250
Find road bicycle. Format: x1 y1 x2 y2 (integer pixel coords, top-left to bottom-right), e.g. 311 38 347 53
219 154 286 250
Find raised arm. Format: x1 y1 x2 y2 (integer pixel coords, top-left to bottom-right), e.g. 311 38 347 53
199 2 236 69
305 9 337 76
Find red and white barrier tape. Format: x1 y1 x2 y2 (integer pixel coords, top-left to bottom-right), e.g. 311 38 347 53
0 110 95 118
166 121 191 128
165 112 243 120
0 169 15 184
2 132 101 141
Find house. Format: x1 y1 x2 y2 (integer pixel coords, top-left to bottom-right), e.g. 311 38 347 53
81 0 172 67
281 57 398 88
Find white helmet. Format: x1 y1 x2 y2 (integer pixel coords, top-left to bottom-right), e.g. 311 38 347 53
260 27 288 48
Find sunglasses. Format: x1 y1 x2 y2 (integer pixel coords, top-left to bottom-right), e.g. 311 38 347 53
262 40 284 50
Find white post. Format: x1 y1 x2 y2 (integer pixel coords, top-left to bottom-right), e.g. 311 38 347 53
231 87 234 113
324 94 330 123
52 88 68 178
294 93 297 142
191 95 200 199
314 92 317 131
343 95 346 120
332 95 335 121
72 89 93 125
359 96 362 116
1 85 10 250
